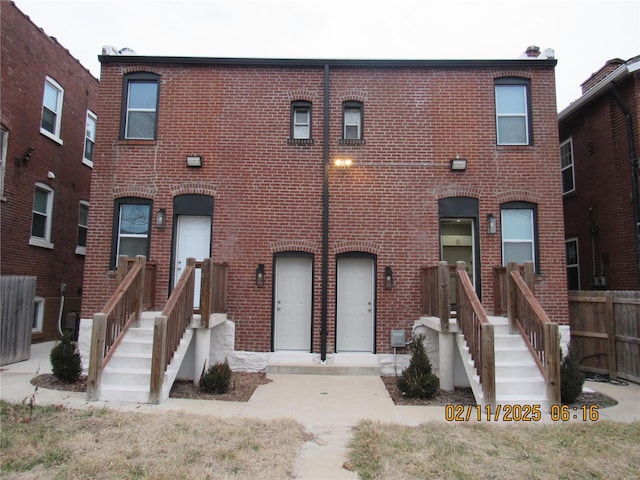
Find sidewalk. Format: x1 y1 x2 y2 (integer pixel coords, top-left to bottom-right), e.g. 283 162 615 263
1 342 639 479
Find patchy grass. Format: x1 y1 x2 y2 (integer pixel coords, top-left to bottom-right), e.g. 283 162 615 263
349 420 640 480
1 400 306 479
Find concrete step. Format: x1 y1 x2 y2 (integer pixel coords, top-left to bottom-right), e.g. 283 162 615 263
494 347 534 363
495 362 541 378
99 384 151 403
101 367 151 386
267 363 381 375
494 334 525 349
123 327 154 341
107 352 152 369
496 377 546 396
115 339 153 355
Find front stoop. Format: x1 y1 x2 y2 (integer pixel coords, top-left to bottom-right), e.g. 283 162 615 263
457 316 549 412
97 312 192 403
267 352 382 376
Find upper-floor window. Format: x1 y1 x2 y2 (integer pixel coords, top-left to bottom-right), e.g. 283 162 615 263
122 73 159 140
565 237 579 290
41 76 64 144
343 101 363 140
30 182 54 249
495 79 530 145
291 101 312 140
111 198 152 268
560 138 575 195
83 111 97 167
76 201 89 255
501 201 538 271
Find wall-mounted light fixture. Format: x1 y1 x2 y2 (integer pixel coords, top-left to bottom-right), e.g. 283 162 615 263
450 156 467 171
15 146 34 166
186 155 203 168
156 208 166 229
255 264 265 287
384 266 393 289
487 214 497 235
334 158 353 169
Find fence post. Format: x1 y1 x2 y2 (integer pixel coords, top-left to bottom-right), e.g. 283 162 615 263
439 261 450 332
134 255 146 327
200 259 212 328
506 262 518 334
544 322 561 408
116 255 129 285
481 322 496 407
150 314 168 404
605 293 617 379
523 262 535 294
87 313 107 401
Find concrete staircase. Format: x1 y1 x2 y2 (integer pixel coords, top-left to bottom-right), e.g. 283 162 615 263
96 311 193 403
457 316 549 411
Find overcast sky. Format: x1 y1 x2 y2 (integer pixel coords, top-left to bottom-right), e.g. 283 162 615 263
12 0 640 111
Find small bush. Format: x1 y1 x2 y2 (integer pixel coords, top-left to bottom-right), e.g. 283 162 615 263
199 359 232 394
397 335 439 399
561 346 585 404
50 334 82 383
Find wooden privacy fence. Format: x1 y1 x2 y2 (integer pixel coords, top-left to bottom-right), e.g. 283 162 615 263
1 276 36 366
568 290 640 383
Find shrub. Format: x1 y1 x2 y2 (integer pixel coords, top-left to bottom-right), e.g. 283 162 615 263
560 345 585 404
199 359 232 394
397 335 439 399
50 334 82 383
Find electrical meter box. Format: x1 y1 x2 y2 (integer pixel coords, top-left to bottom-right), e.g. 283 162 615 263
390 329 406 347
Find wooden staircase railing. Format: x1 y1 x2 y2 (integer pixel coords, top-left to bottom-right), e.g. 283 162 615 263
87 255 146 401
506 262 561 406
420 261 451 332
455 261 496 406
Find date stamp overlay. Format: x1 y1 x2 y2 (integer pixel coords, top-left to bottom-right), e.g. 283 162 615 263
445 404 600 422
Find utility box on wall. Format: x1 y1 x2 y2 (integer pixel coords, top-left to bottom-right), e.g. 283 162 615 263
390 329 406 348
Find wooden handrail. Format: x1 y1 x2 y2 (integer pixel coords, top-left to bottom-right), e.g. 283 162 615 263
87 255 146 401
455 261 495 406
419 261 450 331
506 262 560 406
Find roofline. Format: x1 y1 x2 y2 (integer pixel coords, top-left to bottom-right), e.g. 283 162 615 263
98 55 557 69
559 58 640 121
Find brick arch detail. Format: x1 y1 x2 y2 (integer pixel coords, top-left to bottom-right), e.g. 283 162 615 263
269 239 320 254
170 182 218 197
337 90 368 103
122 65 163 76
435 186 482 200
112 184 156 199
332 241 381 256
496 190 540 204
287 89 318 103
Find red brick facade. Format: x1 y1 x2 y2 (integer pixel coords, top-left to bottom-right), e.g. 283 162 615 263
82 55 568 354
1 2 98 341
560 56 640 290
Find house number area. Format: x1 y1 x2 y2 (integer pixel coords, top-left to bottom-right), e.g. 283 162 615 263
445 404 600 422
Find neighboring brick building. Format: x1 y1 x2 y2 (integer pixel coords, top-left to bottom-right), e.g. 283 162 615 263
81 49 568 357
1 1 99 341
559 56 640 291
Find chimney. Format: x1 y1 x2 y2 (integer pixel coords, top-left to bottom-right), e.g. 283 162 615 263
525 46 541 58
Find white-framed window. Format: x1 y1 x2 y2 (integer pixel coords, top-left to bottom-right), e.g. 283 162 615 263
495 82 529 145
0 126 7 200
565 238 580 290
123 74 159 140
560 138 575 195
343 101 363 140
33 297 44 332
76 201 89 255
501 206 536 266
30 182 54 249
83 111 97 167
40 76 64 144
291 101 311 140
114 200 151 265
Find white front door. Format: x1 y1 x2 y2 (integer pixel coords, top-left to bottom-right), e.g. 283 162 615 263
174 216 211 307
336 257 374 352
274 256 312 351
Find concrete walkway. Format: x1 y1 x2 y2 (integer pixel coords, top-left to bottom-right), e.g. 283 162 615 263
1 342 639 479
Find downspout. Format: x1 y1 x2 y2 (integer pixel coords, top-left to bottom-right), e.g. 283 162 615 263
608 83 640 287
321 64 330 362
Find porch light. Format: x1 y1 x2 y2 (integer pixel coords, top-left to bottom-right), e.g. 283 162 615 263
186 155 202 168
450 156 467 171
384 266 393 289
334 158 353 169
255 264 265 287
487 214 497 235
156 208 166 229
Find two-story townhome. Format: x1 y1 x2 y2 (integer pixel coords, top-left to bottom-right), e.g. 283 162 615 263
1 1 99 344
559 55 640 291
80 46 568 388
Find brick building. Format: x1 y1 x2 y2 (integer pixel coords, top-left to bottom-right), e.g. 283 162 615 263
559 56 640 291
1 2 99 341
81 49 568 359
